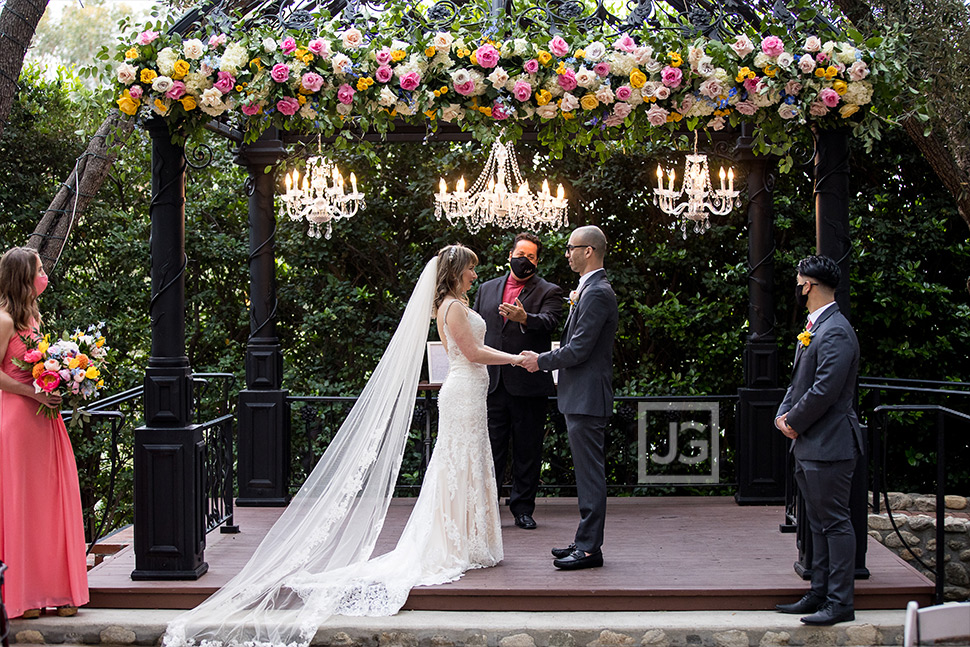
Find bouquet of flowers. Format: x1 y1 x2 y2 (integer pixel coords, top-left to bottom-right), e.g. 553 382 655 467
12 323 110 424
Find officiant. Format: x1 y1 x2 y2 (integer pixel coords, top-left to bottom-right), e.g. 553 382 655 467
473 233 563 530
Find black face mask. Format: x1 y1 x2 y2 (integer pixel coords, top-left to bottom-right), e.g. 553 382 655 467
510 256 537 279
794 283 810 310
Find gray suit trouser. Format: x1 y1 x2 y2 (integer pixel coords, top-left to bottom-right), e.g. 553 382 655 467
565 413 609 553
794 454 857 608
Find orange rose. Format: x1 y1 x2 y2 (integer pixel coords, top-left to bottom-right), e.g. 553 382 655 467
32 363 45 379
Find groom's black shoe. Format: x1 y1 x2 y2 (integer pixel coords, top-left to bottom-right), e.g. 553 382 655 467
514 514 537 529
551 543 577 559
775 592 824 614
553 548 603 570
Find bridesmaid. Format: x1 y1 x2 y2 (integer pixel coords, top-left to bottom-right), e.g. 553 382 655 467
0 247 88 618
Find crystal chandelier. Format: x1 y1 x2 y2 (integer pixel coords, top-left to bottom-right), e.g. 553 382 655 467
279 150 365 239
434 140 568 234
653 131 741 238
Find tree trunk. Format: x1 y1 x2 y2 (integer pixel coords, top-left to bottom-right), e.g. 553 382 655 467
27 110 136 271
0 0 49 140
902 115 970 231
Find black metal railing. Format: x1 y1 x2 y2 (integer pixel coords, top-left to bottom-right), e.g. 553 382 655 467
871 404 970 604
287 392 738 495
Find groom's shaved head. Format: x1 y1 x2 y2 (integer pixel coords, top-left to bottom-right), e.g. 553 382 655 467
573 226 607 258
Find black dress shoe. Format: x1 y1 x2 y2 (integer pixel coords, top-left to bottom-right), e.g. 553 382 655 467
553 548 604 570
801 602 855 626
775 592 824 614
551 543 576 559
514 513 537 529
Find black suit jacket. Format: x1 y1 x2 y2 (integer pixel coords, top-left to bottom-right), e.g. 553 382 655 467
472 273 563 397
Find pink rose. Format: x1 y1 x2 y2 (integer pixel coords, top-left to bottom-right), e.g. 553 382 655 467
301 72 324 92
809 101 828 116
743 77 760 93
375 65 393 83
735 100 758 115
820 88 840 107
276 97 300 116
804 36 822 52
848 60 869 81
337 83 355 104
492 101 511 120
241 103 261 116
454 80 476 96
595 85 615 104
513 80 532 102
271 63 290 83
208 34 227 48
816 52 830 64
731 35 754 58
23 349 42 363
761 36 785 58
784 80 802 96
798 53 816 74
474 44 500 68
214 71 235 94
661 65 683 89
557 68 577 92
280 37 297 55
523 59 539 75
560 92 579 112
614 34 636 53
308 38 328 56
593 62 611 77
699 78 723 99
612 102 633 120
399 71 421 91
128 85 143 100
166 81 186 100
604 114 625 128
615 85 632 101
136 30 160 46
549 36 569 58
646 104 668 126
375 48 392 65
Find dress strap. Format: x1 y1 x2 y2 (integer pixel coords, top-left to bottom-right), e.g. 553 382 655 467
442 299 463 330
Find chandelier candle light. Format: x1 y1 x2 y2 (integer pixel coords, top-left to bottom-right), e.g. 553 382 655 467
280 155 365 239
653 131 741 238
434 140 568 234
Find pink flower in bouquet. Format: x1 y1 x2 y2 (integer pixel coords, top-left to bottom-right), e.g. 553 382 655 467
612 101 633 120
646 104 668 126
560 92 579 112
337 83 355 104
308 39 331 59
280 37 298 55
761 36 785 57
474 44 500 68
661 66 683 88
615 85 632 101
375 47 392 65
731 35 755 58
301 72 324 93
549 36 569 58
375 65 393 83
43 358 59 371
36 371 61 393
816 52 830 64
614 34 636 53
129 85 143 99
743 76 760 93
523 59 539 75
593 62 611 77
166 81 186 100
271 63 290 83
454 80 475 96
804 36 822 52
208 34 227 48
820 88 840 107
23 349 42 363
276 96 300 115
399 71 421 91
848 60 869 81
492 101 511 120
557 69 577 92
136 30 159 46
241 103 262 116
73 370 86 383
735 100 758 115
784 80 802 96
809 100 828 116
513 80 532 102
214 71 235 94
59 369 71 382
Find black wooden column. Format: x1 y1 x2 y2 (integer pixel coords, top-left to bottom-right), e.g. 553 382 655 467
735 124 787 505
794 127 869 578
234 128 290 506
132 119 207 580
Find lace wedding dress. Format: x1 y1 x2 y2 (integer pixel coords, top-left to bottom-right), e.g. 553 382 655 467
164 258 502 647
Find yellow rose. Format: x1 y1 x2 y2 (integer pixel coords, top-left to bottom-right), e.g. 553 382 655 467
425 46 436 57
535 89 552 106
180 96 197 111
562 111 575 120
629 68 647 89
839 104 860 119
154 98 169 115
125 47 139 60
85 366 100 380
575 49 586 59
797 330 813 347
824 65 838 80
736 67 756 83
669 51 683 67
537 50 552 66
391 49 407 62
172 60 190 79
580 93 599 111
250 57 263 70
470 52 479 66
763 65 777 77
117 90 140 116
140 68 157 84
832 80 848 95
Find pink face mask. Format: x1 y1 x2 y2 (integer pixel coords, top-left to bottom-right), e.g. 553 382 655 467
34 274 48 297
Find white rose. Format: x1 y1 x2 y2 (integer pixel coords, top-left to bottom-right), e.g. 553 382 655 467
441 103 465 122
594 85 615 104
182 39 205 60
433 32 454 50
688 46 705 65
575 67 598 89
331 53 351 75
336 102 353 115
654 86 670 100
645 59 663 74
451 69 471 85
777 52 794 69
340 28 364 49
200 87 224 107
560 92 579 112
848 60 869 81
117 63 137 85
151 75 174 94
536 103 558 119
778 103 799 119
156 47 177 76
804 36 822 52
798 53 816 74
487 66 509 87
299 103 317 119
378 87 397 106
262 37 278 53
584 41 606 62
753 52 770 69
694 56 715 77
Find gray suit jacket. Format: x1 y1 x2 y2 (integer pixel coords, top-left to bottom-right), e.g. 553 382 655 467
537 270 618 417
777 304 864 461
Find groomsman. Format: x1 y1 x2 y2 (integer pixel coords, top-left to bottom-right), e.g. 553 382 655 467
774 255 864 626
521 225 618 570
473 233 563 530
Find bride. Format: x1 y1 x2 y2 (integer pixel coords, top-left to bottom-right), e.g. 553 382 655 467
164 244 525 647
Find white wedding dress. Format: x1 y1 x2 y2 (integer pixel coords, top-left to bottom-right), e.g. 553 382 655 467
164 258 502 647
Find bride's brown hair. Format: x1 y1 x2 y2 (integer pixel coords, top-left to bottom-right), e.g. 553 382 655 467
0 247 43 332
433 244 478 313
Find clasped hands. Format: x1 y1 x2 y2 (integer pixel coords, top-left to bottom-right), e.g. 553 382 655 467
509 351 540 373
774 413 798 439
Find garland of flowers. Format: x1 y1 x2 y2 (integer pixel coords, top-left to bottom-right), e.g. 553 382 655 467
108 4 913 165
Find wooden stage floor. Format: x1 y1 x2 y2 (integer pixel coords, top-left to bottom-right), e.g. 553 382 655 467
88 497 933 611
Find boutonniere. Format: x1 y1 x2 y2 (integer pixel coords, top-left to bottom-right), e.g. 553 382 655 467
797 330 814 347
567 290 579 307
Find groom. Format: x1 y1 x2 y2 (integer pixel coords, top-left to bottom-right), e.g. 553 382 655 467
521 225 618 570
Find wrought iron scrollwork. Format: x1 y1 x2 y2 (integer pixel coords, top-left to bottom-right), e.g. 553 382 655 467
186 142 214 170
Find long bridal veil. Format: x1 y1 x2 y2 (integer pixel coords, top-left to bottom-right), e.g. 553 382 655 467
164 257 439 647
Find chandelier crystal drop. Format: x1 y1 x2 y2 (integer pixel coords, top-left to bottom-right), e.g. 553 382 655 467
653 131 741 238
434 140 568 234
279 151 365 240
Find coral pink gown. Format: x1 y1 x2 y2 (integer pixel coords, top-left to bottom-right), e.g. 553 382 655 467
0 328 88 617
